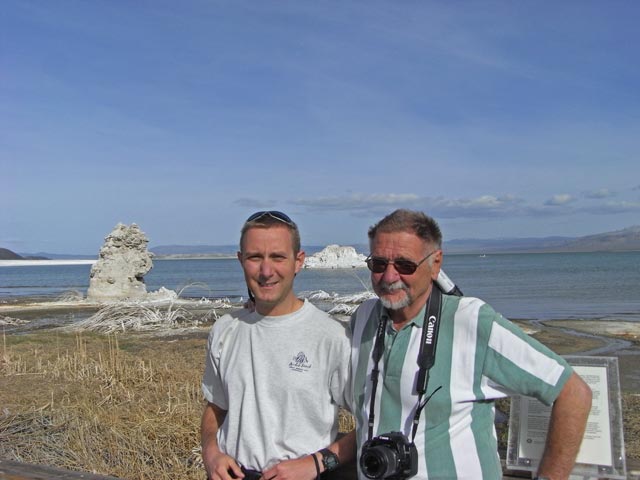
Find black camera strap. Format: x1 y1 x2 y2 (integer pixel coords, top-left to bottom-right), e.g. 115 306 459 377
367 284 443 442
367 308 388 440
411 285 443 443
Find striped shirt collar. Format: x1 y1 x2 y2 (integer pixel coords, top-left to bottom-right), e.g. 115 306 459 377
380 302 428 331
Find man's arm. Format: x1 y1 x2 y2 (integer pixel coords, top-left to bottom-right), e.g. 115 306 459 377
201 402 244 480
536 372 592 480
260 430 357 480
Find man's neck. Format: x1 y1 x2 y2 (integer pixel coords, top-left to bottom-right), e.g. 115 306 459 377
256 296 304 317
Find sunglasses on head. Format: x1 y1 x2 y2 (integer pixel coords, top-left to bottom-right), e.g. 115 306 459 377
366 250 438 275
245 210 294 226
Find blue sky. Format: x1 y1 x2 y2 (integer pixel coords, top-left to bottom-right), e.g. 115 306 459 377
2 1 639 255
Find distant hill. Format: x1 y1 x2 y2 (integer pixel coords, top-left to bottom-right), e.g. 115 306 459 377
6 226 639 260
0 248 52 260
15 252 93 260
548 225 640 253
444 236 576 254
444 226 640 254
148 227 640 256
114 225 640 258
0 248 24 260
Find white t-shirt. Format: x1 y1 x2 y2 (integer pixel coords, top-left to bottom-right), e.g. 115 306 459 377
202 300 352 471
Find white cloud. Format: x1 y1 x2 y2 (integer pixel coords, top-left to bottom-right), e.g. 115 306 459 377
230 189 640 230
583 188 616 199
544 194 575 206
286 192 527 219
424 194 525 218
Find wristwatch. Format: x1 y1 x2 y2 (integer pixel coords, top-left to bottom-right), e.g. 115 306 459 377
319 448 340 472
533 477 550 480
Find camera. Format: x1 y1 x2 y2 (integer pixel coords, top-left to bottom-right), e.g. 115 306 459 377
360 432 418 479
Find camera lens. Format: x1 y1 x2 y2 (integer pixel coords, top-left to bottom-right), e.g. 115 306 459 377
360 446 399 479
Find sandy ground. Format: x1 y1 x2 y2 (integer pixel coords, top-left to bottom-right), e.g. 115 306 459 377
511 318 640 393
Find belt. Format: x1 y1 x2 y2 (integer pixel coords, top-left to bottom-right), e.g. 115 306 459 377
207 466 262 480
240 466 263 480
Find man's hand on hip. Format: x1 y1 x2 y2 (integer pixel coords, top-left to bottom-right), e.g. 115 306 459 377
260 455 318 480
205 451 244 480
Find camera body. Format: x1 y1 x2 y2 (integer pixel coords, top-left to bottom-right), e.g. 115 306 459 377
360 432 418 479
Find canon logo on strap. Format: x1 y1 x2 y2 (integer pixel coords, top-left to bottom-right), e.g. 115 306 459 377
425 315 437 344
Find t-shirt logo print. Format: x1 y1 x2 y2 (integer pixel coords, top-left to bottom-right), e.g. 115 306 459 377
288 351 312 372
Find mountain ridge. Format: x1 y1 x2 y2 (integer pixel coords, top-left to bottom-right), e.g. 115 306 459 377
7 225 640 259
148 225 640 256
445 225 640 254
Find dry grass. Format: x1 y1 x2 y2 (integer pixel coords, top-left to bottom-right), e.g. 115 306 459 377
67 303 206 333
622 394 640 463
0 327 356 479
3 325 637 479
63 295 231 334
1 329 208 479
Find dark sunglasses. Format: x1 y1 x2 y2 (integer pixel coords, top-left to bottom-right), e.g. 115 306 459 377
366 250 438 275
245 210 294 225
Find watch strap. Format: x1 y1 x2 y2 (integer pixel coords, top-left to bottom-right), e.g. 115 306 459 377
311 453 321 480
319 448 339 471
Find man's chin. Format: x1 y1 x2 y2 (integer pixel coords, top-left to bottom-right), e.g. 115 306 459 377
254 294 278 305
380 295 411 311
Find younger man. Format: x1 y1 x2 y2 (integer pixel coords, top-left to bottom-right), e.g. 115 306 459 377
201 211 355 480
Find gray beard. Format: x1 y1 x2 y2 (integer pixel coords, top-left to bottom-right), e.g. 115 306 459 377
380 295 411 310
378 281 412 310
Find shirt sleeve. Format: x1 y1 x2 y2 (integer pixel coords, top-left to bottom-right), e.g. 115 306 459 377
330 322 354 413
201 315 232 409
479 303 573 406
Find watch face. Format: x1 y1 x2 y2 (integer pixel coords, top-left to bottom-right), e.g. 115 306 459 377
321 449 339 470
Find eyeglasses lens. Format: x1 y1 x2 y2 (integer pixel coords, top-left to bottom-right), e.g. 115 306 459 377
366 257 418 275
394 260 418 274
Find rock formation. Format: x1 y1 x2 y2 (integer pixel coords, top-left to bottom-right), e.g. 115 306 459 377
303 245 367 269
87 223 153 301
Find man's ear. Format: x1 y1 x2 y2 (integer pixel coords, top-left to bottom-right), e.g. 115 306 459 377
430 250 443 281
294 250 306 273
237 251 243 264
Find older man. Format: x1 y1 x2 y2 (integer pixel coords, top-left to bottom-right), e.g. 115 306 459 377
350 209 591 480
201 211 355 480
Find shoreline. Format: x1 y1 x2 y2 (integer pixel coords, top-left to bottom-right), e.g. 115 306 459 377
0 259 97 267
0 256 237 267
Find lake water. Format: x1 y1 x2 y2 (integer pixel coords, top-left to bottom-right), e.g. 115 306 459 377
1 252 639 321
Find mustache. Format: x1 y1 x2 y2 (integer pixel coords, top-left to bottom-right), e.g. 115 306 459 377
378 280 409 293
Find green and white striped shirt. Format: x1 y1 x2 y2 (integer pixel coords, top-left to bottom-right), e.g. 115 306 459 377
351 294 573 479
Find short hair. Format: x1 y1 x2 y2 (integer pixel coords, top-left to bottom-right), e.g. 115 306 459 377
240 213 301 254
368 209 442 249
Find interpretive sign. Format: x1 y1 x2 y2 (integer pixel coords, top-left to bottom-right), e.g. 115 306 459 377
506 356 626 479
